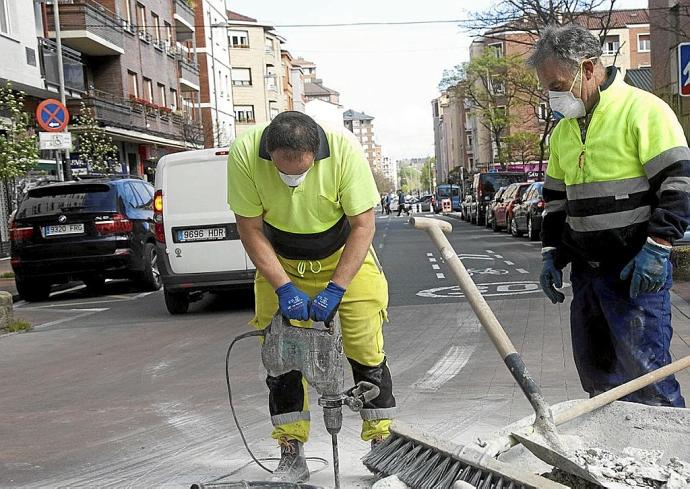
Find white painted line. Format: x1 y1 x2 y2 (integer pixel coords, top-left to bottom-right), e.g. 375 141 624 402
436 273 445 279
516 268 529 274
486 250 494 253
378 243 384 250
429 258 437 263
414 345 477 391
426 253 433 257
504 260 514 265
432 264 440 270
32 309 108 330
494 254 503 258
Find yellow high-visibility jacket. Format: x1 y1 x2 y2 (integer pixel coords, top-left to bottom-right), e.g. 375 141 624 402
543 67 690 268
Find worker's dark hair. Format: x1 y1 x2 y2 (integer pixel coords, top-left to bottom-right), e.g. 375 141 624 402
265 111 320 156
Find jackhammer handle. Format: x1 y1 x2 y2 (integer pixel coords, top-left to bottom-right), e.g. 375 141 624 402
354 381 380 402
409 217 556 427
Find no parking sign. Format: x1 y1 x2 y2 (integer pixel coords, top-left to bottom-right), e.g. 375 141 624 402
36 99 70 132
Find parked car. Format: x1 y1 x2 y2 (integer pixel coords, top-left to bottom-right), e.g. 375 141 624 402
511 182 544 240
154 148 255 314
10 177 161 301
485 186 507 229
418 194 433 212
471 172 527 226
491 182 532 233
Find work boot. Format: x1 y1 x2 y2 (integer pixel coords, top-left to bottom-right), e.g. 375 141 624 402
270 438 309 483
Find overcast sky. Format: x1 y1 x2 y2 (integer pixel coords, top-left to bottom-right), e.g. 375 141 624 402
225 0 646 161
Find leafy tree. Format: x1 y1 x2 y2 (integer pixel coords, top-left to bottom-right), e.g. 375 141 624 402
371 168 394 194
0 83 38 182
503 131 541 164
421 157 435 194
75 102 118 173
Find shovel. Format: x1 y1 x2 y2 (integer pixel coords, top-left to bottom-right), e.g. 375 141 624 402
410 217 690 486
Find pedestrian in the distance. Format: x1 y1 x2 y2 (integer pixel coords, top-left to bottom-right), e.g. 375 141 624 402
532 24 688 407
227 112 397 483
384 192 392 215
396 189 409 217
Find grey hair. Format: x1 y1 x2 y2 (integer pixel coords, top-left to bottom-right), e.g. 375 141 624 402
527 24 603 72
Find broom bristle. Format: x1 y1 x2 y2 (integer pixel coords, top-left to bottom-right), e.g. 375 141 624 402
362 431 529 489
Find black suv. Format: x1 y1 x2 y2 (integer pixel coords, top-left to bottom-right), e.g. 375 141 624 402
10 178 161 301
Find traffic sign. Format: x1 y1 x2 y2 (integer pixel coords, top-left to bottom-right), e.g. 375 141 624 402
39 132 72 150
36 99 70 132
679 43 690 97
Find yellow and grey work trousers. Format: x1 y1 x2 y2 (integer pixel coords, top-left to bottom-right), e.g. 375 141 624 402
251 246 396 444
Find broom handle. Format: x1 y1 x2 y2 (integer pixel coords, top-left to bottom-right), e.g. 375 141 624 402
556 354 690 424
410 217 556 426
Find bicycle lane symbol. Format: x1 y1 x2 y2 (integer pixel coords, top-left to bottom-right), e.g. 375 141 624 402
416 281 571 299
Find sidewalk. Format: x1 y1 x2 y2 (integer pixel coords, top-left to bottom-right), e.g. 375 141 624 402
0 258 17 300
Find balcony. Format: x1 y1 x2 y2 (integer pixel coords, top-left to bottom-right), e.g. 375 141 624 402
174 0 195 38
39 38 86 93
69 90 188 144
178 58 200 91
46 0 125 56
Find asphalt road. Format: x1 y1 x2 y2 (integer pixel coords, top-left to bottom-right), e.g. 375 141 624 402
2 213 688 488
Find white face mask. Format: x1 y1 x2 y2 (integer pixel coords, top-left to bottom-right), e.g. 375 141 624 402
548 62 587 120
278 169 309 187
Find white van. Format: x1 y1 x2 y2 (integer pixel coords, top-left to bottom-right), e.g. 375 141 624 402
154 148 255 314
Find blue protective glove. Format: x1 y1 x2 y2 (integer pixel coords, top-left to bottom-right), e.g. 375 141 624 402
620 238 671 298
540 249 565 304
309 281 346 323
275 282 310 321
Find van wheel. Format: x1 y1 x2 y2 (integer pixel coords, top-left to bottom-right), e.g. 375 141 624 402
16 276 51 302
164 289 189 315
83 274 106 294
138 243 162 291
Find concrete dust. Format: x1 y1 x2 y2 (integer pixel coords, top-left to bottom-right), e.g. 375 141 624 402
543 445 690 488
371 475 410 489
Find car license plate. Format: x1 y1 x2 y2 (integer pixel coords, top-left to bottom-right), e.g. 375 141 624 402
44 223 85 237
177 227 226 242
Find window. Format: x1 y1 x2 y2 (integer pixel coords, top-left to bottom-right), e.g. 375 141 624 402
143 77 153 102
169 88 178 110
127 71 139 98
164 22 172 46
229 29 249 48
538 102 548 121
157 83 166 107
265 37 273 53
235 105 255 123
487 42 503 58
232 68 252 86
490 76 505 95
135 3 146 33
0 0 10 34
638 34 650 52
602 35 619 55
270 106 279 119
121 0 132 29
151 12 161 43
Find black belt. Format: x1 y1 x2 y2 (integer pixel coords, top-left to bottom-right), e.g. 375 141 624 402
263 215 351 260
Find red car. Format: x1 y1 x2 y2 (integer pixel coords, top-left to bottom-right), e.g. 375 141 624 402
491 182 531 232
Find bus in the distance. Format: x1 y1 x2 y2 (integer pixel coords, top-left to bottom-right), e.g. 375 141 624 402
433 184 461 213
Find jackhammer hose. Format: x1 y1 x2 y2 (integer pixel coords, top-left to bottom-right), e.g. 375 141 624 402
224 329 329 475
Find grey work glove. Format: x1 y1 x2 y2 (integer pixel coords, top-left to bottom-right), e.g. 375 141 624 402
540 249 565 304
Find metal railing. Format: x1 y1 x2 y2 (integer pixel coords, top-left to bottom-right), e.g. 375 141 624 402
175 0 195 30
48 0 125 51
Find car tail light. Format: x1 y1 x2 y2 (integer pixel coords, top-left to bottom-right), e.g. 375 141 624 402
537 200 545 208
10 223 33 242
153 189 165 243
96 214 133 235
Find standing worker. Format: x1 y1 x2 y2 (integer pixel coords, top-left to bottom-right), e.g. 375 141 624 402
532 24 688 407
227 112 396 483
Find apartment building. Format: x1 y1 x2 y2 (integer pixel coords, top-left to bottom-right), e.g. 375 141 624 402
195 0 235 147
465 8 650 169
227 10 285 135
43 0 201 177
343 109 378 169
431 89 471 184
280 50 306 113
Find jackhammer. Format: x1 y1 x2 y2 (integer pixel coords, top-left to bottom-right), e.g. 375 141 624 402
191 313 379 489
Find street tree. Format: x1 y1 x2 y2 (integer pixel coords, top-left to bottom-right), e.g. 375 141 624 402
371 168 394 194
503 131 541 165
421 157 435 194
75 102 118 173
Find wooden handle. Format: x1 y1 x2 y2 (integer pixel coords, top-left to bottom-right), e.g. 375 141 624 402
411 217 517 358
555 354 690 425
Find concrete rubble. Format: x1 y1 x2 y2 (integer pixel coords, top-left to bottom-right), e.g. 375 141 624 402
371 475 411 489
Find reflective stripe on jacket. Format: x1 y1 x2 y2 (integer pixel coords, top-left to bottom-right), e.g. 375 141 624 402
542 67 690 267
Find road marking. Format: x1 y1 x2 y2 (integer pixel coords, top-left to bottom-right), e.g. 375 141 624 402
414 345 477 391
417 281 571 299
32 308 109 330
486 250 494 253
432 264 440 270
436 273 445 279
429 257 437 263
494 254 503 258
516 268 529 274
467 268 508 276
378 243 384 250
426 253 433 257
504 260 514 265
